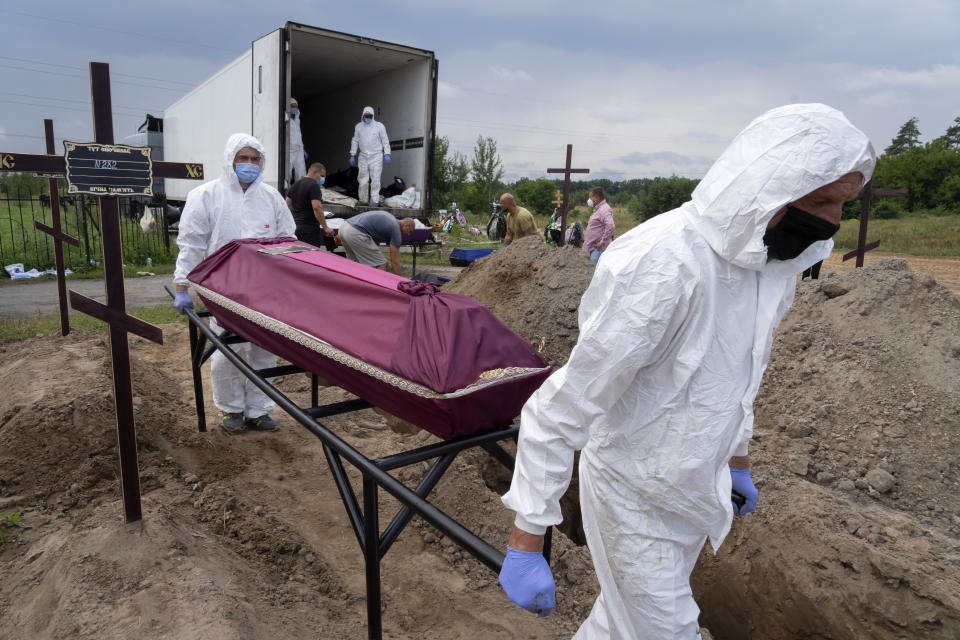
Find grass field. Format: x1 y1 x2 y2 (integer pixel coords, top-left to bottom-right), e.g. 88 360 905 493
0 197 175 273
833 215 960 256
0 304 184 343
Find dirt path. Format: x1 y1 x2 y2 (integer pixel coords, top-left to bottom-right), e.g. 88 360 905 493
0 274 175 316
0 265 466 316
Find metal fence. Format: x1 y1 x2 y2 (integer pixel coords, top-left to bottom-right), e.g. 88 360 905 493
0 184 176 273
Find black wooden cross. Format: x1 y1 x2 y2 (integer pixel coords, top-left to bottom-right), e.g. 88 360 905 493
842 180 908 267
35 118 81 336
0 62 204 523
547 144 589 246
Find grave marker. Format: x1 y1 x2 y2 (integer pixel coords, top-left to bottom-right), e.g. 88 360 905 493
0 61 205 522
547 145 589 246
843 180 908 267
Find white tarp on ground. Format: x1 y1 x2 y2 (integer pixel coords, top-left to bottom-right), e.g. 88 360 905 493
4 263 74 279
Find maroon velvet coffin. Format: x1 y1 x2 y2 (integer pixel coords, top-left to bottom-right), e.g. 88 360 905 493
188 238 551 440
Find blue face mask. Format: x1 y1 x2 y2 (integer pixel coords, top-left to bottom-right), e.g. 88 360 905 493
317 176 325 185
290 107 298 117
235 163 260 183
363 117 372 124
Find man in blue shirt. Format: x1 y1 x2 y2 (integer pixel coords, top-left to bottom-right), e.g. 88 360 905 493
339 210 415 275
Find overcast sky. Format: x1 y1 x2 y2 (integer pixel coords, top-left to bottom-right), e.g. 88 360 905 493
1 0 958 181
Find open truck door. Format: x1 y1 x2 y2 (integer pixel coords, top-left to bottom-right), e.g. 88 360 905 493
252 28 287 193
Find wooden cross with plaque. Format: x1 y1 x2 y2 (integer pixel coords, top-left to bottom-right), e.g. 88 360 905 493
547 145 589 246
0 62 205 523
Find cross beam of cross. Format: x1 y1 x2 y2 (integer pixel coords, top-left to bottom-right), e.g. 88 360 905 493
0 62 205 523
547 144 589 246
842 180 908 267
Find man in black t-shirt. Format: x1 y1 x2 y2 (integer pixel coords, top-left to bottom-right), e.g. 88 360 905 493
285 162 332 248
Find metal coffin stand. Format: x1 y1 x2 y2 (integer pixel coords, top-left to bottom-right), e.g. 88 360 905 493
170 288 552 639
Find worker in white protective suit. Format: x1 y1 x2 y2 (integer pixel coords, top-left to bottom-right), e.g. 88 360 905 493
349 105 391 206
172 133 296 435
498 104 875 638
289 97 306 183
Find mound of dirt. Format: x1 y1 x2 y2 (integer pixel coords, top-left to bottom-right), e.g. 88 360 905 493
0 330 356 639
0 325 594 638
444 235 594 368
4 249 958 639
693 258 960 638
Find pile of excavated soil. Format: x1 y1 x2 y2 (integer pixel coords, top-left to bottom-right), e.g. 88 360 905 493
3 245 958 639
695 259 960 638
444 236 594 368
0 325 596 638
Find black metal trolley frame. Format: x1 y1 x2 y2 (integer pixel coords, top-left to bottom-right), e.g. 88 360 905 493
166 286 552 639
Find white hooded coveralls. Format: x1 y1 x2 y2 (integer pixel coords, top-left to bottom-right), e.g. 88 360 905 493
289 99 306 182
174 133 296 418
350 106 390 204
501 104 875 639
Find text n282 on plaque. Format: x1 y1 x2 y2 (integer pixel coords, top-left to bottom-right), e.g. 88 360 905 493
64 142 153 196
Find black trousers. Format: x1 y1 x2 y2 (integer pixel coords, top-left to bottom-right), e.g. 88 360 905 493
802 260 823 280
295 224 328 249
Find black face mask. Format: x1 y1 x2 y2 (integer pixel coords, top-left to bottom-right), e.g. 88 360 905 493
763 206 840 261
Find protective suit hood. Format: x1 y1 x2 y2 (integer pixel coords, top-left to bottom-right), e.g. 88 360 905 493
683 103 875 271
362 106 375 121
221 133 266 188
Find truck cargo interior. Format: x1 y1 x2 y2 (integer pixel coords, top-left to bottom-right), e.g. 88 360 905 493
288 27 434 201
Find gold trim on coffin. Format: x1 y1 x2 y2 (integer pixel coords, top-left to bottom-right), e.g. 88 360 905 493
190 283 549 400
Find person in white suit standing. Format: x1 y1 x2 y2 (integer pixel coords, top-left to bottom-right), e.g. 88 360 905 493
349 105 391 206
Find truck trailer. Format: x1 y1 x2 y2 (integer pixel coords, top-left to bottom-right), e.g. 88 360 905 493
161 22 438 212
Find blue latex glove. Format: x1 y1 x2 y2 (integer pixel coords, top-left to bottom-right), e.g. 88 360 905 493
499 546 555 617
384 154 391 165
730 467 758 515
173 290 194 315
349 156 356 168
303 150 308 159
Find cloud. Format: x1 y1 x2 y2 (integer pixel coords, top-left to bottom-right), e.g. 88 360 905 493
589 106 636 122
491 67 532 82
437 81 462 99
618 150 713 168
843 64 960 91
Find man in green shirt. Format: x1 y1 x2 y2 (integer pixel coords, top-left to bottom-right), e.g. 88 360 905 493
499 193 538 246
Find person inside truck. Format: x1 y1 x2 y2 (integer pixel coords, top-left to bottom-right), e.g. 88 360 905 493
497 104 874 638
286 162 333 249
172 133 296 435
349 106 391 206
289 98 306 183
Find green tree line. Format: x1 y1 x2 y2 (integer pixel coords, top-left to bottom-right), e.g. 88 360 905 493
435 115 960 223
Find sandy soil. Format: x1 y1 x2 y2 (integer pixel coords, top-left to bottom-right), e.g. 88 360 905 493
1 236 959 639
821 251 960 296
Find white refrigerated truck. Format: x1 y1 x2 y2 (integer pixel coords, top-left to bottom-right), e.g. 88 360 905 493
161 22 438 212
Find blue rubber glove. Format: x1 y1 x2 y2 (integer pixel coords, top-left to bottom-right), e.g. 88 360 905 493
173 290 194 315
349 156 356 168
730 467 758 515
303 150 308 159
384 154 391 165
499 546 555 617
